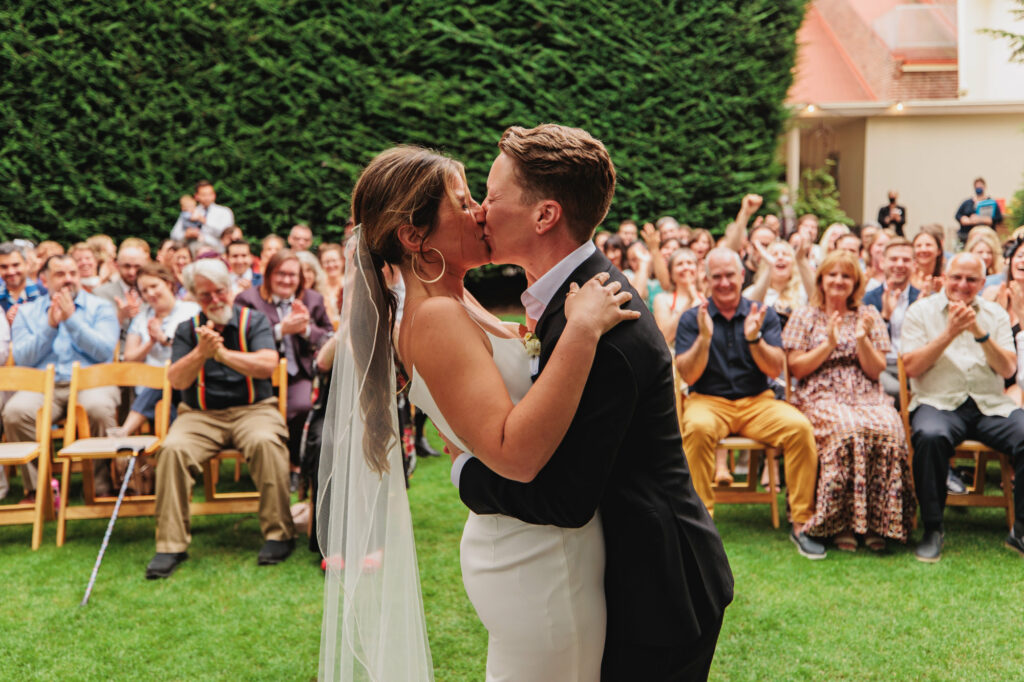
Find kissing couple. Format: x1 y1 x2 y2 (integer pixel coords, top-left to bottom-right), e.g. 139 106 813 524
317 124 733 681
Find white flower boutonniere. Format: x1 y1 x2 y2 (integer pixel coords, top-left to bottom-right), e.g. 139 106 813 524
523 332 541 358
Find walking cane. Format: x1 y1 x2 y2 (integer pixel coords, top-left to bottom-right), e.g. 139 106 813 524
80 447 137 606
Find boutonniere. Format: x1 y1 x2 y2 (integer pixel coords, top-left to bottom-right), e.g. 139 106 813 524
523 331 541 358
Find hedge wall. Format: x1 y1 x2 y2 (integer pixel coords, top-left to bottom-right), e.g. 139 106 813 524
0 0 806 246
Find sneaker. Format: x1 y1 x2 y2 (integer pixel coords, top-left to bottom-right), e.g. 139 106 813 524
790 530 827 560
258 538 295 565
915 530 944 563
946 469 967 495
1005 531 1024 558
145 552 189 579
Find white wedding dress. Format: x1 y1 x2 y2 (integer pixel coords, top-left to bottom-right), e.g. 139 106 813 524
409 329 606 682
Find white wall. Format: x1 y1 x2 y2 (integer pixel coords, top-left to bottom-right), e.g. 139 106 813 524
959 0 1024 101
861 113 1024 235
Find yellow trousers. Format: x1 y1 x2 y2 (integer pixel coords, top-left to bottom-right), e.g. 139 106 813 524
681 391 818 524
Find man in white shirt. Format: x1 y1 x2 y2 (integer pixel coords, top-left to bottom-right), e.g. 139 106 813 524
170 180 235 253
902 253 1024 562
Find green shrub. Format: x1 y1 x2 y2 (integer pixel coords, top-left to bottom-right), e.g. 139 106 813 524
0 0 806 246
795 160 854 227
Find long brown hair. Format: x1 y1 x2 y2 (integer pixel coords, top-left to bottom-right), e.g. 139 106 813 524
259 249 305 302
350 145 464 473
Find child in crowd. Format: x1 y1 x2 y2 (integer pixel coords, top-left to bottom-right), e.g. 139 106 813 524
178 194 204 241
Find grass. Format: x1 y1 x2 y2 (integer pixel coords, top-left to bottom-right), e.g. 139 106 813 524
2 439 1023 680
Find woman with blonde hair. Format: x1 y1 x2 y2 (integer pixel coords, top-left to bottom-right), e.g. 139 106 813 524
965 226 1004 288
653 248 702 345
318 243 345 327
742 240 811 325
86 234 118 283
783 250 915 552
861 228 892 291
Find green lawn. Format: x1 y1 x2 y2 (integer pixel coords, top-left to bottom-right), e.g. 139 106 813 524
2 447 1022 680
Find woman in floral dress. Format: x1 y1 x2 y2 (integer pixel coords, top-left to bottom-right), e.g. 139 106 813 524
782 250 915 551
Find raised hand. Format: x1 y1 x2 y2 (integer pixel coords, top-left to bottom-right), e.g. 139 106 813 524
281 300 310 335
741 194 763 214
147 316 165 344
641 222 659 250
855 309 874 340
196 320 224 359
47 298 64 328
825 311 841 348
743 302 766 341
1009 281 1024 323
564 272 641 335
697 300 714 340
946 300 977 337
115 289 141 324
792 234 811 261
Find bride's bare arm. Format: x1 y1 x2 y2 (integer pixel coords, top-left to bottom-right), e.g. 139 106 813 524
409 274 638 483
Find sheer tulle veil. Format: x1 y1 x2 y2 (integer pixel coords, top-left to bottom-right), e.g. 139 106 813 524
317 229 433 680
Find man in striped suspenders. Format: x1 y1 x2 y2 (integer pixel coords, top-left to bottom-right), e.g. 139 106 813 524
146 259 294 579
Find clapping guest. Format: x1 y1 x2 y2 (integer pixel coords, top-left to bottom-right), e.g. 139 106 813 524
93 242 149 334
966 227 1004 288
170 243 193 299
623 241 656 306
119 264 199 434
226 239 262 294
296 250 330 302
318 243 344 327
911 227 945 295
235 250 332 491
742 240 812 326
87 234 118 284
601 233 627 271
688 228 714 261
0 242 47 327
288 224 314 252
653 248 702 345
862 238 920 400
783 250 915 552
861 228 891 292
69 242 101 292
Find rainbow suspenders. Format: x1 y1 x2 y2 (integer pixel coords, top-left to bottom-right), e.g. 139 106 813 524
192 307 255 408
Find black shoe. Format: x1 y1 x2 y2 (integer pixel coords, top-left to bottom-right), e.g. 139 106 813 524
1005 530 1024 557
258 538 295 565
414 436 441 458
789 530 827 560
146 552 188 579
946 469 967 495
915 530 944 563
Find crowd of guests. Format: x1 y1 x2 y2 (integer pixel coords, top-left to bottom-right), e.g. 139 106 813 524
2 176 1022 570
598 182 1024 563
0 179 448 578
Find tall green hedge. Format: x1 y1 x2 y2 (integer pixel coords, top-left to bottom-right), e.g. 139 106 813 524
0 0 806 245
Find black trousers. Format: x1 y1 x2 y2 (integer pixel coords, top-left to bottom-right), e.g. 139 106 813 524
601 615 723 682
910 398 1024 531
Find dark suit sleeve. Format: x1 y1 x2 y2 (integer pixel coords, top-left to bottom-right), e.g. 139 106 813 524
458 341 638 528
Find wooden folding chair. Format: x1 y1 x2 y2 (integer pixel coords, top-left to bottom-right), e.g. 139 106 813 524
54 361 171 546
675 362 785 528
0 364 55 549
194 359 287 516
898 356 1014 531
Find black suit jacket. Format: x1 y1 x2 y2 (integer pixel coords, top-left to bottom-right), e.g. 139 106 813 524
459 250 733 677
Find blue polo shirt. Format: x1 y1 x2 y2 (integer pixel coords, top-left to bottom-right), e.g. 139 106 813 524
675 297 782 400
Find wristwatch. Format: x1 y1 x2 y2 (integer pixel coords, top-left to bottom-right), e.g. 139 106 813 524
745 331 762 344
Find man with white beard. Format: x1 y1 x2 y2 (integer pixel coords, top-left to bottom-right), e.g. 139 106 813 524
146 258 294 579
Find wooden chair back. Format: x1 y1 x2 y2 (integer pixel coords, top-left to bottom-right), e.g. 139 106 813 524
897 356 1014 530
54 361 171 546
0 364 55 549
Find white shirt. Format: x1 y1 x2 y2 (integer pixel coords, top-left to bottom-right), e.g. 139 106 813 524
0 310 10 366
170 202 235 252
452 240 597 487
127 300 200 367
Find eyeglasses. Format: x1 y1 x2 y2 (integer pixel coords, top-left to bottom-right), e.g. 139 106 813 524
196 287 229 303
274 271 300 280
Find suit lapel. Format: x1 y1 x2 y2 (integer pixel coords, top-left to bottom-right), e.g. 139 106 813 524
535 249 616 350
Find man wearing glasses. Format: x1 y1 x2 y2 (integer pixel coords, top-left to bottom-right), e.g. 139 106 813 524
146 258 294 579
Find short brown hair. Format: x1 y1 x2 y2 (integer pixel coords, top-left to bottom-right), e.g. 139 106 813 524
259 249 305 302
498 124 615 243
137 262 177 288
883 236 913 255
811 250 865 311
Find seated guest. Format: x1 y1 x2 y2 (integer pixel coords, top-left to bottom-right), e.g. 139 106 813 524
902 252 1024 562
147 259 294 578
862 237 920 399
0 241 46 326
93 242 149 334
911 227 944 296
318 243 344 327
742 240 812 326
675 248 823 558
156 239 178 271
653 248 702 346
170 242 193 299
4 254 119 500
861 227 890 292
235 250 332 492
219 225 244 252
965 227 1003 288
287 224 314 252
119 264 199 434
783 251 916 552
0 311 9 499
260 234 285 273
226 239 262 294
69 242 101 291
296 250 330 304
87 234 119 284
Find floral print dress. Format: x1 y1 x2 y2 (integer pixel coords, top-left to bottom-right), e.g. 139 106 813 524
782 305 916 541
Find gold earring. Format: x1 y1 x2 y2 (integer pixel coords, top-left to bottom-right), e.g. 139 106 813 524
411 247 446 284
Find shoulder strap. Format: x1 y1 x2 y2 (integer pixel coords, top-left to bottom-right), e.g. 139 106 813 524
192 315 207 409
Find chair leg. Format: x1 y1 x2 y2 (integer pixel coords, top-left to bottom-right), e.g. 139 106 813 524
234 456 241 482
56 459 71 547
1000 454 1015 532
767 451 780 529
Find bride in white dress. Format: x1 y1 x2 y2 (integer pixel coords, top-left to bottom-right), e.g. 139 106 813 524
317 145 638 681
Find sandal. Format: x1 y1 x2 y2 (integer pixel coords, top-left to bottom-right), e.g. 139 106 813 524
865 534 886 552
835 532 857 552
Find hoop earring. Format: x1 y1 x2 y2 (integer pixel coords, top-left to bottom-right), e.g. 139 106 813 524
411 248 446 284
